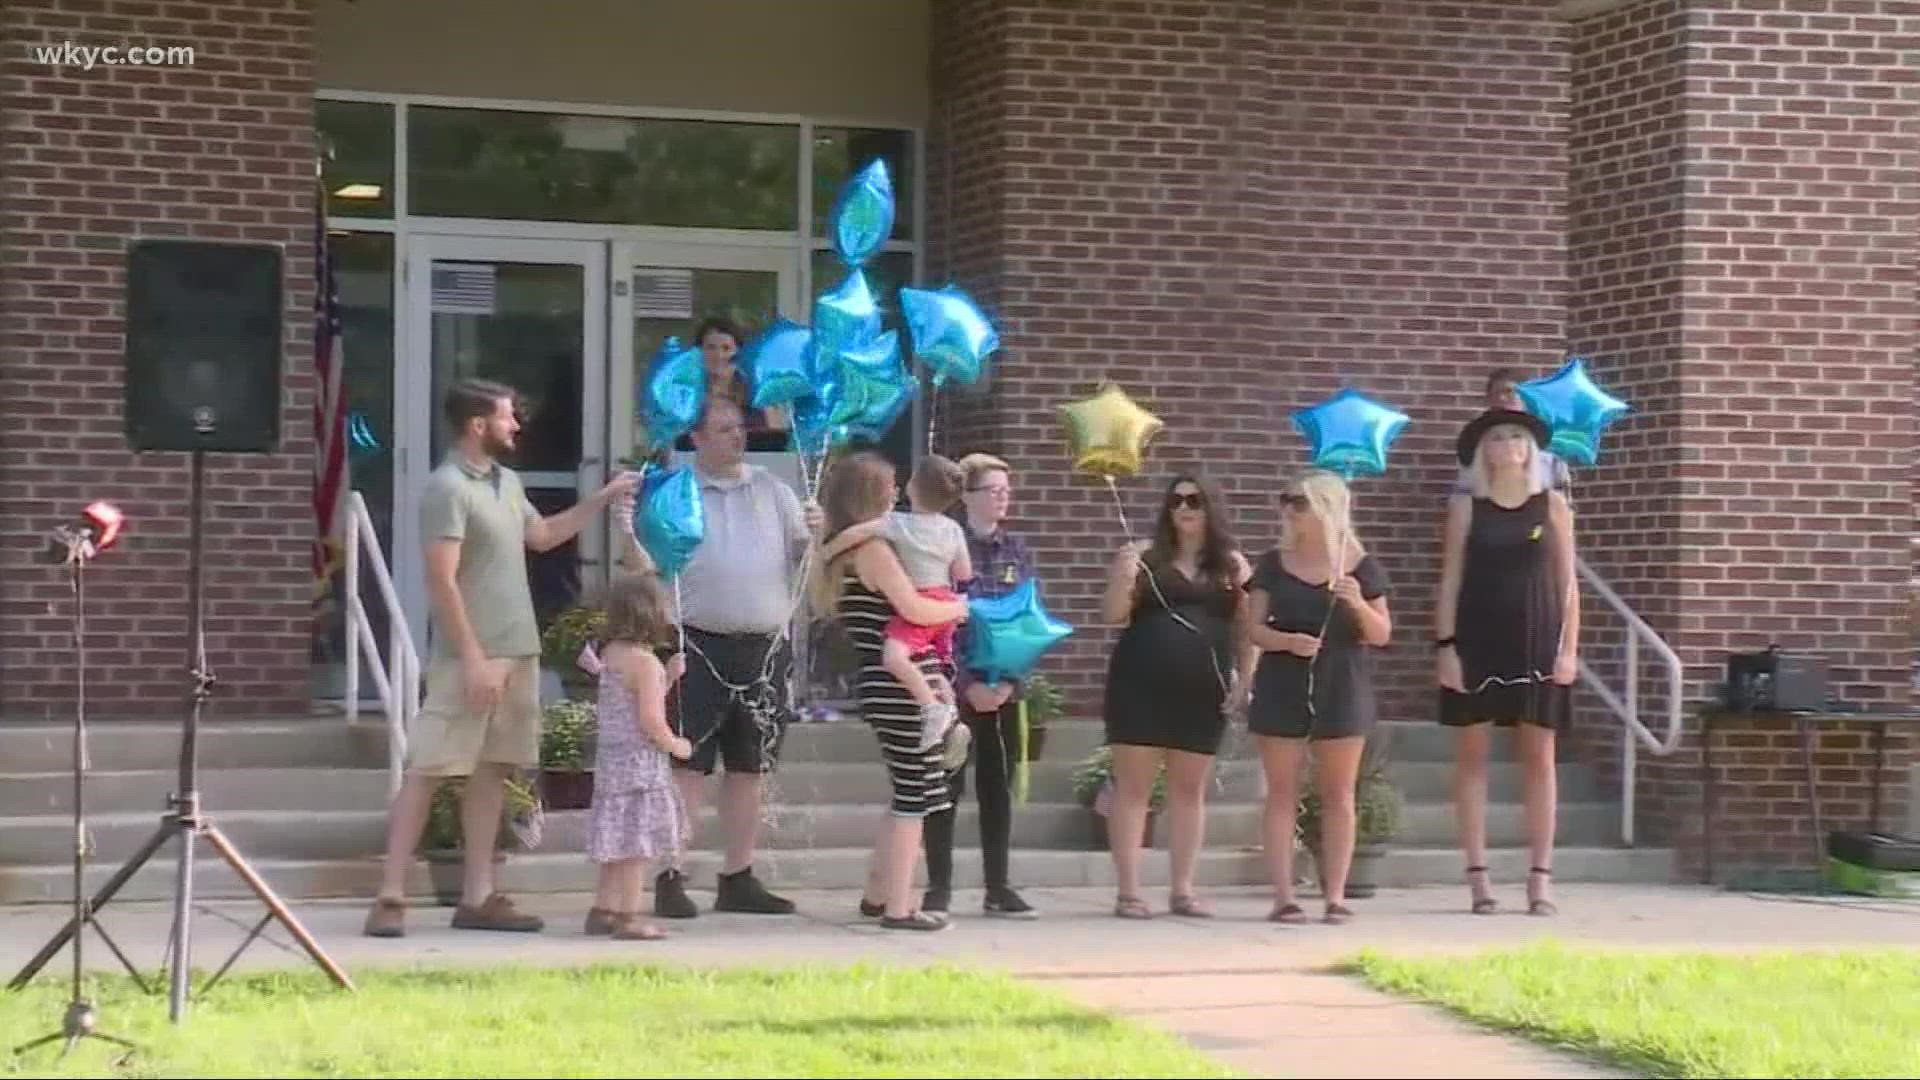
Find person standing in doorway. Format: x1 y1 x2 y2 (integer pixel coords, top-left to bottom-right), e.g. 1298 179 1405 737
622 394 821 918
917 453 1041 920
364 378 638 938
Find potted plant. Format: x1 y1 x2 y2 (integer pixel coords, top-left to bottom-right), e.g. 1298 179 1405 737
420 775 540 907
1296 735 1402 899
538 698 596 811
1072 745 1167 851
1018 672 1063 764
541 604 606 699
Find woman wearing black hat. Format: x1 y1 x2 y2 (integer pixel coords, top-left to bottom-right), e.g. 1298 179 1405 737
1433 408 1579 917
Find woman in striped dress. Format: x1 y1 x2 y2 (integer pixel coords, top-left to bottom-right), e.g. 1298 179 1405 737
810 451 972 931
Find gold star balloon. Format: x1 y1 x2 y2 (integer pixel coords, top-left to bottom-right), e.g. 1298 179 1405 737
1057 382 1165 479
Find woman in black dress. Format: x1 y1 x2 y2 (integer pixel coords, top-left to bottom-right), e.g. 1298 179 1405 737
812 451 970 931
1237 470 1392 924
1099 474 1251 919
1434 408 1580 917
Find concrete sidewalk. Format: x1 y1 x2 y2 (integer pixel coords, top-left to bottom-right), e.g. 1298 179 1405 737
3 882 1915 1078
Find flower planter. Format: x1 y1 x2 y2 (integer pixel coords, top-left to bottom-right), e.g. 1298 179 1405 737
1307 842 1386 900
538 769 594 811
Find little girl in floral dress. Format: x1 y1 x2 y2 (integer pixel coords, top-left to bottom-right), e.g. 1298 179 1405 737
583 571 693 941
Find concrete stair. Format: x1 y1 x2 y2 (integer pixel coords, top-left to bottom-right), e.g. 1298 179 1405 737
0 713 1675 903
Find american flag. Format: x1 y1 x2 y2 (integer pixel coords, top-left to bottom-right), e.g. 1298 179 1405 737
312 195 349 593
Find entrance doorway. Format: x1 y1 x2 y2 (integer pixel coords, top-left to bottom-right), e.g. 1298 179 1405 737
396 234 802 663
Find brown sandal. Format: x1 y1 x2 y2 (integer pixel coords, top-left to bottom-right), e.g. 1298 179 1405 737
1323 904 1354 925
1527 867 1558 917
1169 894 1214 919
1268 902 1307 925
1466 866 1499 915
612 915 666 941
1114 895 1153 920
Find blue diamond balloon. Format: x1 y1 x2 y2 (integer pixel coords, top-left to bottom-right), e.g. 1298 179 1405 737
829 159 896 268
633 464 704 581
637 336 706 454
1515 357 1631 467
963 578 1074 685
1291 388 1410 478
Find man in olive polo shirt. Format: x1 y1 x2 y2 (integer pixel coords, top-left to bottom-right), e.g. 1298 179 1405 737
364 377 637 939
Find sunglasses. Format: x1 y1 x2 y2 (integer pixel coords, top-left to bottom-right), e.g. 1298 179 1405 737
1167 491 1205 510
1279 493 1309 509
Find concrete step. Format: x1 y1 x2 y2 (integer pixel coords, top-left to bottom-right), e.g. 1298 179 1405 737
0 768 398 817
0 793 1622 868
0 845 1675 906
0 754 1607 819
0 718 386 774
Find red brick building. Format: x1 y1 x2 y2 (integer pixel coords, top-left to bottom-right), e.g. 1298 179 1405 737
2 0 1913 883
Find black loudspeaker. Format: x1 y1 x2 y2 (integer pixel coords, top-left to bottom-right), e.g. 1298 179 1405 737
124 239 284 453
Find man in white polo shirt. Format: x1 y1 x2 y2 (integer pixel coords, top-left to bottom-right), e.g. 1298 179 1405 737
622 394 821 918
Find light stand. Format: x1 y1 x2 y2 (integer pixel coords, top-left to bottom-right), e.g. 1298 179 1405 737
11 522 138 1065
10 452 354 1022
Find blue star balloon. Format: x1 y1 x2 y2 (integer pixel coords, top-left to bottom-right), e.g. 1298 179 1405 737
347 410 382 462
1515 357 1631 467
813 269 881 362
828 159 896 268
963 578 1074 685
1290 388 1410 478
899 285 999 388
633 464 704 581
742 318 815 411
638 336 706 454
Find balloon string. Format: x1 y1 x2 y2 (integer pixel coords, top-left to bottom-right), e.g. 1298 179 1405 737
1303 513 1349 721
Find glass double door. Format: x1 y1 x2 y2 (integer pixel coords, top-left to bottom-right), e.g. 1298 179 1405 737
398 235 797 660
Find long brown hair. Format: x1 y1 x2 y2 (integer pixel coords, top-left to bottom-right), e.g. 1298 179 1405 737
808 450 898 617
1148 472 1239 590
603 570 676 649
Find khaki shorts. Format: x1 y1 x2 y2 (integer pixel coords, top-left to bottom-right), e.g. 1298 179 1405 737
406 655 541 777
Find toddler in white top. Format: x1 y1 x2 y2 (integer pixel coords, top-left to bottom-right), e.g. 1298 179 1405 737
822 455 973 757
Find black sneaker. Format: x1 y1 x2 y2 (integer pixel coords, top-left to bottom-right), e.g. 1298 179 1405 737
984 886 1037 919
714 867 796 915
654 869 699 920
921 887 951 916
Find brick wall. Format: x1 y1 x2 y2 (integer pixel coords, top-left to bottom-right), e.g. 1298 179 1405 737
1643 0 1917 878
930 0 1573 732
0 0 317 719
1566 0 1690 830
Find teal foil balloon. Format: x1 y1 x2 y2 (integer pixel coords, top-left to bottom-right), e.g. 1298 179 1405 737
638 336 707 453
829 159 895 267
1515 357 1630 467
634 464 704 581
828 329 904 429
963 578 1074 684
1290 388 1410 479
742 317 814 411
845 363 918 443
813 269 881 360
900 285 999 387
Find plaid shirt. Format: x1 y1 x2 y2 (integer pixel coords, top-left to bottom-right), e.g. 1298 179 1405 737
954 517 1038 701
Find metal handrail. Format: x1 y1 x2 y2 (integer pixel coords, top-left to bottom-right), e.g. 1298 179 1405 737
343 491 417 795
1573 555 1685 846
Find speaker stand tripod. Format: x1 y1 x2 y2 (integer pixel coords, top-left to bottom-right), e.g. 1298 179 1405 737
12 530 139 1064
10 450 355 1022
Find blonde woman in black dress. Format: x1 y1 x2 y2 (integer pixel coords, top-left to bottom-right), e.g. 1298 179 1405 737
1434 409 1580 917
1236 470 1392 924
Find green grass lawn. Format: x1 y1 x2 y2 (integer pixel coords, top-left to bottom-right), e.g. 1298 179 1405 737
0 963 1234 1079
1353 941 1920 1079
